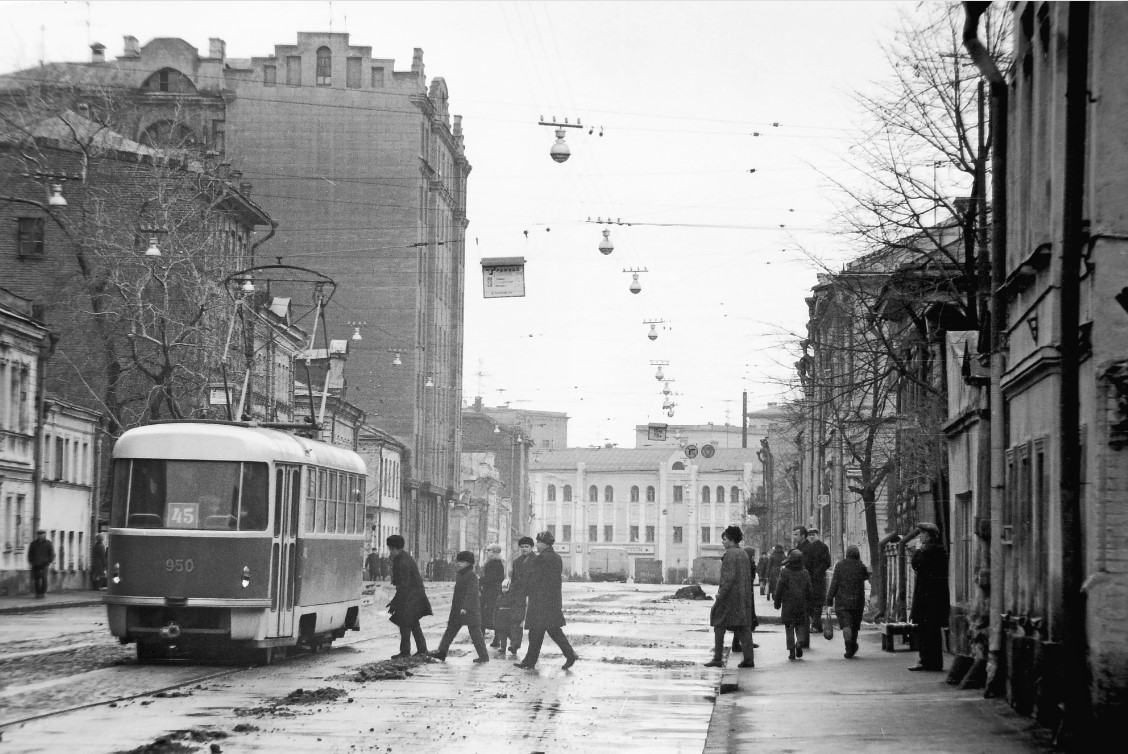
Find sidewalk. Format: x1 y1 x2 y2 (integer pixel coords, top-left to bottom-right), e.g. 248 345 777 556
0 588 104 615
704 586 1056 753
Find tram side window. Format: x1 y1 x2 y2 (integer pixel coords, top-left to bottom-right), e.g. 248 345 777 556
325 470 338 532
315 469 327 531
336 472 348 532
306 470 316 531
110 459 131 528
239 463 269 531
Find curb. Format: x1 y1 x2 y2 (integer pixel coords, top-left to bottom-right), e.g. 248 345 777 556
0 598 104 615
703 650 742 754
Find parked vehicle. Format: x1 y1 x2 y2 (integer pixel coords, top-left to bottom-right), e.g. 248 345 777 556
104 421 367 663
634 558 664 584
692 556 722 585
588 547 629 582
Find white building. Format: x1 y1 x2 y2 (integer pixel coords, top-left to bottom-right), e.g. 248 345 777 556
529 446 762 581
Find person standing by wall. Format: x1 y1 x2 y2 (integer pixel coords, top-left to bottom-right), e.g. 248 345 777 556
90 533 107 591
826 545 870 658
775 548 813 660
805 528 832 634
386 534 433 658
515 530 577 670
704 526 756 669
28 530 54 598
908 522 950 672
430 551 490 663
480 543 505 648
506 536 536 655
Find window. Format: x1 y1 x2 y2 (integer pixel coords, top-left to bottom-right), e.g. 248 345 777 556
316 46 332 85
547 484 556 502
286 55 302 86
716 486 725 504
731 486 740 504
672 526 683 544
563 484 572 502
673 485 683 503
263 64 276 86
346 57 361 88
672 461 685 470
17 218 45 258
604 485 614 502
212 120 225 153
54 437 64 481
701 527 711 543
629 525 639 542
588 485 598 502
604 525 613 542
546 524 555 539
110 458 269 531
645 525 655 543
141 68 197 94
371 66 384 87
562 524 571 542
646 486 655 502
630 486 639 502
701 486 711 504
588 524 597 542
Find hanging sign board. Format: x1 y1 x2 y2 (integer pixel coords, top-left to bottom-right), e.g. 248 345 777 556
647 423 668 441
481 256 526 298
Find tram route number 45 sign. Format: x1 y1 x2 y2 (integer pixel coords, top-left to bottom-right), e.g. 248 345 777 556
481 257 527 298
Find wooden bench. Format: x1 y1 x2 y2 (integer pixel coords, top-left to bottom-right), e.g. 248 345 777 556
881 622 917 652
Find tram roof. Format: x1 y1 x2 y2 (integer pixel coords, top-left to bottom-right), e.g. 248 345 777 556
113 422 366 473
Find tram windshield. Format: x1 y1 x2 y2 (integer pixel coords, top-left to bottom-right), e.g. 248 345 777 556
110 459 269 531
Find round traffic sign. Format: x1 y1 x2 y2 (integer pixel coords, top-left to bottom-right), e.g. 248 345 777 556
701 444 715 458
684 444 699 459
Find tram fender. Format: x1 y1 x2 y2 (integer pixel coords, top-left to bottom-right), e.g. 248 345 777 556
231 607 270 640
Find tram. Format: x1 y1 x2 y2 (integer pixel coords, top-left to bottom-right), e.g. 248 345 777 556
104 421 367 663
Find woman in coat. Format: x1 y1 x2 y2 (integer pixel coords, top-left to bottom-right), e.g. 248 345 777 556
766 544 785 602
774 548 813 660
826 545 870 658
704 526 756 669
909 522 950 672
515 530 577 670
480 543 506 647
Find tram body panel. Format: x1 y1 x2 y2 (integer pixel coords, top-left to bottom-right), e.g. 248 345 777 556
295 536 364 607
105 533 272 602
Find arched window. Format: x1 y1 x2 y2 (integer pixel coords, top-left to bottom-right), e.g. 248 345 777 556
316 46 332 85
141 68 197 94
701 486 711 504
630 486 640 502
731 486 740 504
672 461 685 471
588 485 598 502
563 485 572 502
646 486 656 502
604 485 614 502
547 485 556 502
716 486 725 504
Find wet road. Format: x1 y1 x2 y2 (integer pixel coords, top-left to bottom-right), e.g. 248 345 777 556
0 582 722 753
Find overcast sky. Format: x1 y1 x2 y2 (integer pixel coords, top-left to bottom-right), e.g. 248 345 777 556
1 0 921 447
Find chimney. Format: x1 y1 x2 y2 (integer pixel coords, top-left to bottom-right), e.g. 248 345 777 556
122 36 140 58
473 396 483 412
411 48 424 80
90 43 106 63
209 38 226 61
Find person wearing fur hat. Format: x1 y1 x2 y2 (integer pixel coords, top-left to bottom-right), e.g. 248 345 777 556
704 526 756 669
826 545 870 658
430 551 490 663
775 548 814 659
515 530 578 670
908 522 949 672
386 534 432 658
505 536 537 655
481 543 506 648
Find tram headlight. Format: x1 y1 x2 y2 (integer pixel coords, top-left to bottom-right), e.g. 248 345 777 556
112 562 120 585
241 565 251 589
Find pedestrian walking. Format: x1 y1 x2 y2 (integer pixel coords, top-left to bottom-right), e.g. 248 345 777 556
492 577 526 656
90 533 107 591
386 534 433 658
908 522 950 672
775 548 813 660
826 545 870 658
480 543 505 648
364 548 379 581
766 544 785 601
757 551 770 595
28 529 54 598
703 526 756 669
506 535 536 655
515 530 578 670
430 550 490 663
805 527 832 634
731 544 759 654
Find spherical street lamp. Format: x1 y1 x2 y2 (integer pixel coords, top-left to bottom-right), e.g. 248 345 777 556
629 272 641 294
549 128 570 163
599 229 614 255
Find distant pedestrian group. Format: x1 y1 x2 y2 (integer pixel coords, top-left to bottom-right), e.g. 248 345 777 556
384 530 577 671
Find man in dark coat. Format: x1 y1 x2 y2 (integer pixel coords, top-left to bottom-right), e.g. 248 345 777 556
766 544 785 601
430 551 490 663
826 545 870 658
908 522 950 672
90 533 107 590
790 527 813 646
731 545 759 653
805 527 832 633
28 530 54 598
386 534 433 658
757 551 770 595
480 543 505 647
775 548 813 660
515 530 577 670
506 536 536 655
704 526 756 668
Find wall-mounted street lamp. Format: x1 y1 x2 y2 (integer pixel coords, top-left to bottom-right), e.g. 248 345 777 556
348 320 366 341
48 184 67 207
391 352 402 366
139 225 166 257
241 278 255 294
425 373 434 388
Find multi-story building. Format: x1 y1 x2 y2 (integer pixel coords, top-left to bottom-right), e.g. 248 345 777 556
529 446 760 582
460 401 532 554
479 404 568 450
5 31 469 556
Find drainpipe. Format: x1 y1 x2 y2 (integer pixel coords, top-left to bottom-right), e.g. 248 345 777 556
1058 3 1092 744
962 1 1008 697
32 332 59 536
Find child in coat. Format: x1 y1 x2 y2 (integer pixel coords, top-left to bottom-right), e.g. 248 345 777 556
492 577 526 656
774 548 813 660
429 551 490 663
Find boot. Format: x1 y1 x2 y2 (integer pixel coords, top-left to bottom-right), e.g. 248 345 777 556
788 647 796 660
796 645 804 658
704 656 724 668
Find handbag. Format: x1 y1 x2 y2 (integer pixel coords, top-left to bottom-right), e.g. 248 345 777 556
823 607 835 640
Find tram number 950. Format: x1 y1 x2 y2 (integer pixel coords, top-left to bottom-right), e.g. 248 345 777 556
165 558 195 572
